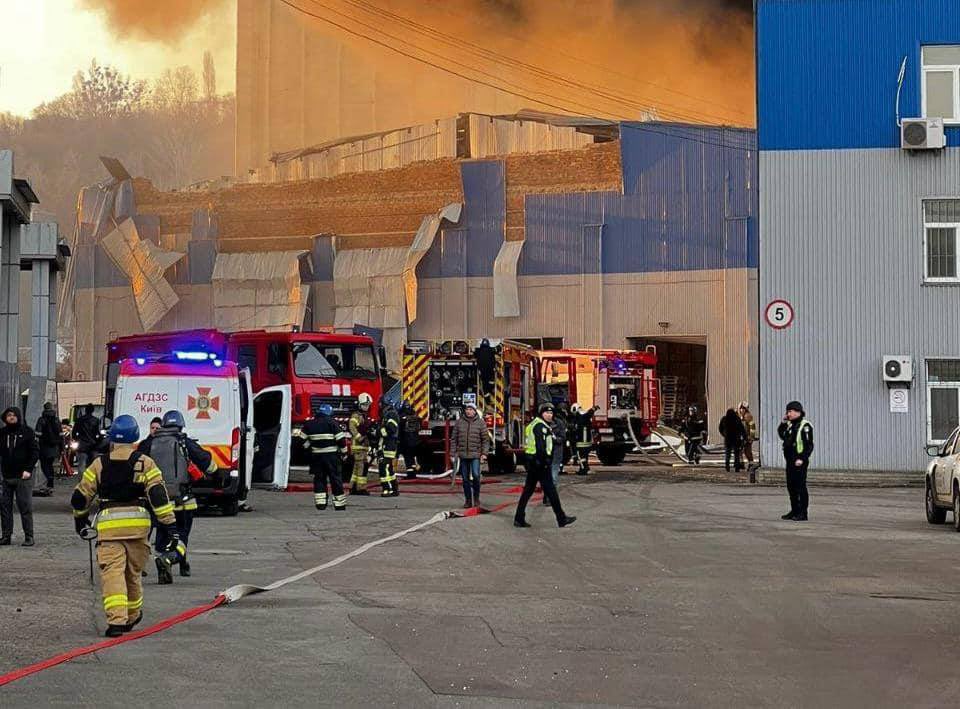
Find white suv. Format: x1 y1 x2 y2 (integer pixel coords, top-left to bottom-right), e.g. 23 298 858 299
925 425 960 530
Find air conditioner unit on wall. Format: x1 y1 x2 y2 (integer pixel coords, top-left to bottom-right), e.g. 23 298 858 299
901 118 946 150
882 355 914 387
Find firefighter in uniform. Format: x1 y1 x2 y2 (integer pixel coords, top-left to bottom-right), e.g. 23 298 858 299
300 404 349 510
514 404 575 529
349 393 374 495
569 404 596 476
138 409 216 582
71 415 181 637
377 399 401 497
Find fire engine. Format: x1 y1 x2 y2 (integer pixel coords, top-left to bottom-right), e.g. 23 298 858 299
105 328 386 465
401 339 538 474
538 348 660 466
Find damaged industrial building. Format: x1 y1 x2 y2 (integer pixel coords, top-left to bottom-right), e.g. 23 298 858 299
66 111 757 431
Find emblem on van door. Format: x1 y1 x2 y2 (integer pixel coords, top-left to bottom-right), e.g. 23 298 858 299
187 386 220 420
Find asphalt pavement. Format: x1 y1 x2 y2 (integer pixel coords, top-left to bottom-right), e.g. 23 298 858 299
0 465 957 708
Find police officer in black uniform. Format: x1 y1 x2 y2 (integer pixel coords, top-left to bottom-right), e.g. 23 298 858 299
778 400 814 521
514 403 576 529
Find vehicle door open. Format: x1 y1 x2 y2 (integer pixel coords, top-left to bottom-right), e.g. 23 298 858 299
252 385 291 490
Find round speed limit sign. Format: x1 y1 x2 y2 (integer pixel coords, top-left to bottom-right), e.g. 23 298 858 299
764 299 795 330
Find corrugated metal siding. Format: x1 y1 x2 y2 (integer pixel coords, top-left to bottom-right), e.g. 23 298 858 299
418 160 504 279
522 124 757 276
758 0 960 150
760 147 960 471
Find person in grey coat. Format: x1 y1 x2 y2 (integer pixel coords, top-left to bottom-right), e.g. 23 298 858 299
450 402 490 509
546 404 569 504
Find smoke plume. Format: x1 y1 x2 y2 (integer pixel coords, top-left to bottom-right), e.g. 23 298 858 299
78 0 230 43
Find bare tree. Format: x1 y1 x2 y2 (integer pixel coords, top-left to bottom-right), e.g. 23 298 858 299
152 66 200 114
203 50 217 101
34 60 147 119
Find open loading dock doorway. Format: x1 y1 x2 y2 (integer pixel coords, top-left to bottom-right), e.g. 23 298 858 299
628 337 707 427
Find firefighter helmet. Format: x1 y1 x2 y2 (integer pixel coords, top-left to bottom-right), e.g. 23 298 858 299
162 410 186 430
357 392 373 410
538 403 555 416
109 415 140 444
318 404 334 417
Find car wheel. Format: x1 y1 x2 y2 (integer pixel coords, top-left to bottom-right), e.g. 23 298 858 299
221 496 240 517
953 485 960 532
597 447 626 466
926 481 947 524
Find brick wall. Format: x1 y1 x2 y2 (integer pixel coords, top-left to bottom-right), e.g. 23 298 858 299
133 141 623 252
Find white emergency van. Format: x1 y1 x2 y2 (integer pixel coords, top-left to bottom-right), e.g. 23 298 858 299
113 353 292 514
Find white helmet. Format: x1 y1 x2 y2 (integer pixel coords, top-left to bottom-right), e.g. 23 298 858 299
570 403 582 414
738 400 749 410
358 392 373 410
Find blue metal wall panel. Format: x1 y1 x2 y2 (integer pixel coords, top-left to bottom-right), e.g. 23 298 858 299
417 160 505 279
461 160 504 277
519 192 605 276
187 240 217 284
758 0 960 150
310 236 335 281
518 123 757 276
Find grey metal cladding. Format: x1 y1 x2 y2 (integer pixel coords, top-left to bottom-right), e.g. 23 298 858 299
759 147 960 472
188 240 217 284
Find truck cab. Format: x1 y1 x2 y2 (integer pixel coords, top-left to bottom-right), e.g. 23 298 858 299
227 330 385 457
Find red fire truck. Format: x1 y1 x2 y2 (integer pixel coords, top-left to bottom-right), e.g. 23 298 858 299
400 339 538 475
538 348 660 466
105 328 386 464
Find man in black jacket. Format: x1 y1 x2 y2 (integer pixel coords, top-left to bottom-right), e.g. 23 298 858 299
777 400 814 521
0 407 39 546
35 402 64 495
72 403 101 475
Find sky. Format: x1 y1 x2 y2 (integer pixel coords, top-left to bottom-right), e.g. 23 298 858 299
0 0 236 116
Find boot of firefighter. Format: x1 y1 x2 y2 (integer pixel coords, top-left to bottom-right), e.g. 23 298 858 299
333 494 347 511
155 555 174 585
314 492 328 510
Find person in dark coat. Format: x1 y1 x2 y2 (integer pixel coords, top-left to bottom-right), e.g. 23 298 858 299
0 407 39 545
778 401 814 521
35 402 64 494
72 403 101 475
718 408 747 472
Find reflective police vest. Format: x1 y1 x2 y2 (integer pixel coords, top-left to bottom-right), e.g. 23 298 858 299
794 420 813 455
524 417 553 457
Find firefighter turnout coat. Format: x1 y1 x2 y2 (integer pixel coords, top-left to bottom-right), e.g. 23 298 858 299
71 444 178 626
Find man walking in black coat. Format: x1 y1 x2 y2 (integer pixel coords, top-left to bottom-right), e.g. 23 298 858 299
0 407 39 545
35 402 64 495
778 400 814 521
72 403 101 475
718 408 747 473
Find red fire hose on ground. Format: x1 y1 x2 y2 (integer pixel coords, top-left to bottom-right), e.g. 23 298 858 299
0 484 538 688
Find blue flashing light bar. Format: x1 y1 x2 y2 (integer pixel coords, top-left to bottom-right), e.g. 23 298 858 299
174 351 210 361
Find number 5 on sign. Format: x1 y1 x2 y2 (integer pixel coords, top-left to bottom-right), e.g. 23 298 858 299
764 299 795 330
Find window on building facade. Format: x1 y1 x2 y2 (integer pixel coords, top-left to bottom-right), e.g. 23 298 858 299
923 46 960 122
924 200 960 281
927 359 960 441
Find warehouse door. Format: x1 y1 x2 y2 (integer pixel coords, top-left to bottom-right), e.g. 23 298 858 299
628 337 707 426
